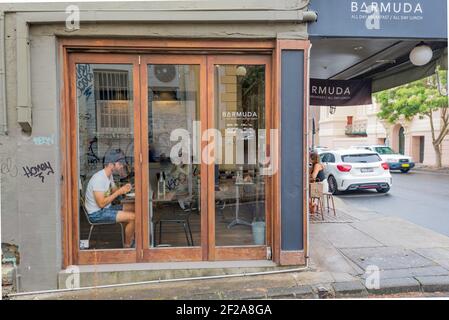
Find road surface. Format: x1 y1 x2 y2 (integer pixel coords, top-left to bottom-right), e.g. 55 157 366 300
337 170 449 237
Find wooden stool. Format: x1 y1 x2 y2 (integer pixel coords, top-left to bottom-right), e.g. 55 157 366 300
310 195 324 220
323 192 336 216
310 182 325 220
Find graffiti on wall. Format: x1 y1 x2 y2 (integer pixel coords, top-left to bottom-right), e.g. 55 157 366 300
22 161 54 183
76 64 93 99
86 136 100 167
33 135 55 146
1 157 18 178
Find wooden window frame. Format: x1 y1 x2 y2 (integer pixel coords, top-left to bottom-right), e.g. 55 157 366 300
59 38 309 268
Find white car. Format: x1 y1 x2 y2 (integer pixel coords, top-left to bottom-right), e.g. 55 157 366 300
319 149 392 194
351 145 415 173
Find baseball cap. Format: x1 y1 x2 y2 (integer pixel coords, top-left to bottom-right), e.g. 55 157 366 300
104 149 126 165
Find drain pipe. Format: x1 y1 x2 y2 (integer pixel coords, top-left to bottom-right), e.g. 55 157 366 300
8 262 309 298
0 10 7 135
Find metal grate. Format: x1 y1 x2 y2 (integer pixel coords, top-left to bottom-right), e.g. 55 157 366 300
94 70 132 133
94 70 129 100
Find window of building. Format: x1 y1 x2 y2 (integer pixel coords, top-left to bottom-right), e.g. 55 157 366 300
94 70 132 134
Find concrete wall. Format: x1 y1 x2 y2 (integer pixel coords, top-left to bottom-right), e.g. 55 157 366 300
1 14 62 291
0 4 308 291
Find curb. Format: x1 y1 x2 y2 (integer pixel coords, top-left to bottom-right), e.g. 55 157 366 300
366 277 421 295
267 285 316 299
332 281 369 298
415 276 449 293
199 277 449 299
181 292 222 300
220 289 268 300
412 168 449 176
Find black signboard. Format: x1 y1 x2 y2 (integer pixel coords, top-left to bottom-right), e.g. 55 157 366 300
310 78 372 106
308 0 447 40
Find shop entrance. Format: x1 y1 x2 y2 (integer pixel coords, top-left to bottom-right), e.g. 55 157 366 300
69 52 272 264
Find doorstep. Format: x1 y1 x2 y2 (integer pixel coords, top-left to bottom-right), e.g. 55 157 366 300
57 260 296 289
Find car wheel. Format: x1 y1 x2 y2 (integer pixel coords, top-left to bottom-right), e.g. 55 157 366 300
376 186 390 193
328 175 339 195
400 169 410 173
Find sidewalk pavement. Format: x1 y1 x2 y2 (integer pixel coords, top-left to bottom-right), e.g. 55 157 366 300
9 197 449 300
413 164 449 175
309 197 449 297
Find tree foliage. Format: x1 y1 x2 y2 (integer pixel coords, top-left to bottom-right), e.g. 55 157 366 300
375 70 447 123
375 69 448 167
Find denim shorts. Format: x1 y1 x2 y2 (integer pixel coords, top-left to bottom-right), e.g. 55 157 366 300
88 205 123 224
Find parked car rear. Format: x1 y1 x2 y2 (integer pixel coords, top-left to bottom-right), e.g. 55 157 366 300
319 149 392 194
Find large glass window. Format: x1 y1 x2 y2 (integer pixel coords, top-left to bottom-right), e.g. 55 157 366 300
214 65 266 246
72 56 271 261
147 64 201 248
77 64 135 250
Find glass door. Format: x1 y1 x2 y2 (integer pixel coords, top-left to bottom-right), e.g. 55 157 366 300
140 55 208 262
71 54 141 264
139 55 271 262
207 56 272 261
71 53 271 264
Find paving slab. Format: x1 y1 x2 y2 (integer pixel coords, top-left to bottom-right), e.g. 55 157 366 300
367 277 421 295
340 247 437 271
312 223 383 249
413 248 449 269
415 276 449 293
341 210 381 222
180 273 298 292
351 217 449 249
330 272 360 283
309 229 362 275
360 266 449 280
292 271 336 286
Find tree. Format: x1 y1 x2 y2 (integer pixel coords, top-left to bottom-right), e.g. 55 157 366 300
375 69 448 168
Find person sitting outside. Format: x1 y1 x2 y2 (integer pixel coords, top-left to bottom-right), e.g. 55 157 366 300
309 152 327 214
84 149 135 248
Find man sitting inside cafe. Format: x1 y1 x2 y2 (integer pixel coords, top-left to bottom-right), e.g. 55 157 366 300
84 149 135 248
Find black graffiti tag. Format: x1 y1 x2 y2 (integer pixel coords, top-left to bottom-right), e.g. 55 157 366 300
76 64 93 99
22 161 54 183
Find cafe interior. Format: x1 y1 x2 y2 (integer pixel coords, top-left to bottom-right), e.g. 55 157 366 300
77 63 267 250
